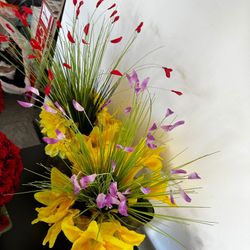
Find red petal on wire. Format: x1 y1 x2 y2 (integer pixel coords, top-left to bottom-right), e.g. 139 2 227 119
30 38 42 51
108 3 116 10
56 19 62 28
22 6 33 15
111 69 123 76
76 1 84 17
162 67 173 78
171 90 183 96
83 23 90 36
73 0 77 6
44 84 51 96
0 34 9 43
63 63 72 69
96 0 104 8
5 23 14 33
27 54 37 59
67 31 75 43
110 36 122 44
48 69 54 82
82 39 89 45
112 16 120 23
135 22 144 33
110 10 117 18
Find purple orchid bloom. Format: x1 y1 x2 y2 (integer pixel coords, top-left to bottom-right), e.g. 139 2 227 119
71 174 81 195
80 174 97 189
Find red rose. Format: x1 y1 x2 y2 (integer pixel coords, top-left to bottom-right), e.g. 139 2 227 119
0 131 23 206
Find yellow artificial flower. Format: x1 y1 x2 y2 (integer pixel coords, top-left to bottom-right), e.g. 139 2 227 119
39 103 75 158
61 217 145 250
32 168 78 248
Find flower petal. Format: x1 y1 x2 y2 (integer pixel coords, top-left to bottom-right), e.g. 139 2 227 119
109 182 118 197
111 160 116 172
55 129 65 140
141 77 150 91
6 23 14 33
149 122 157 132
71 174 81 195
171 169 187 175
180 189 192 203
171 90 183 96
112 16 120 23
124 147 134 153
43 137 59 144
101 99 112 109
111 36 123 43
110 10 117 18
44 84 51 96
162 67 173 78
126 70 139 88
67 31 75 43
54 101 66 115
107 3 116 10
17 100 33 108
96 193 106 208
83 23 90 36
26 86 39 96
82 39 89 45
56 19 62 28
44 104 57 114
96 0 103 8
170 190 175 205
80 174 97 188
188 172 201 180
72 100 84 111
161 120 185 132
124 106 131 114
140 187 151 194
135 22 144 33
63 63 72 69
165 108 174 118
111 69 123 76
118 200 128 216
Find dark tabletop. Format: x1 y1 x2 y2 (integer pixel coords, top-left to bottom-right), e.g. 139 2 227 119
0 144 71 250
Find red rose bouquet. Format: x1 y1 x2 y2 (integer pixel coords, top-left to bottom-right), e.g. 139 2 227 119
0 131 23 206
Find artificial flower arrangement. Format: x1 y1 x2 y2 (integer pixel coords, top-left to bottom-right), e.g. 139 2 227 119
1 0 213 248
0 131 23 234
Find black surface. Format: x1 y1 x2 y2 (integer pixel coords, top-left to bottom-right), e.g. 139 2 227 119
0 144 71 250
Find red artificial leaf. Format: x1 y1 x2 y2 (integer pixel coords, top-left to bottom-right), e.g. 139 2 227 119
111 69 123 76
44 84 51 96
112 16 120 23
108 3 116 10
22 6 33 15
82 39 89 45
110 10 117 18
30 38 42 51
76 1 84 17
83 23 90 36
63 63 72 69
56 19 62 28
171 90 183 96
48 69 54 82
5 23 14 33
0 34 9 43
135 22 144 33
96 0 103 8
27 54 37 59
73 0 77 6
163 67 173 78
67 31 75 43
111 36 123 44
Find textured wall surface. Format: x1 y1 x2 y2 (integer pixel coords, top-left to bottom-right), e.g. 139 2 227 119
63 1 250 249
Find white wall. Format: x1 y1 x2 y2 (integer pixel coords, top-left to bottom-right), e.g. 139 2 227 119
63 0 250 249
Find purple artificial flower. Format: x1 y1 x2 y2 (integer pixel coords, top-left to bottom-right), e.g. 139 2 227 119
104 194 113 208
124 147 134 153
80 174 97 189
149 122 157 132
140 77 150 92
55 129 65 140
71 174 81 195
140 186 151 194
42 137 59 144
101 99 112 109
17 100 33 108
72 99 85 111
165 108 174 118
109 182 118 197
146 133 157 149
124 106 132 114
26 86 39 96
180 189 192 203
170 189 175 205
126 70 139 88
55 101 66 115
44 104 57 114
96 193 106 209
111 160 116 172
170 169 187 175
188 172 201 180
118 200 128 216
116 144 124 150
161 120 185 132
